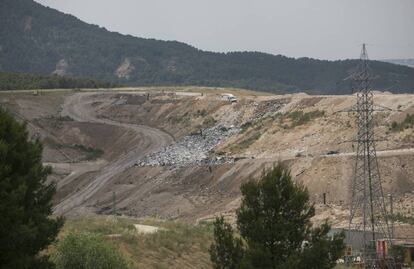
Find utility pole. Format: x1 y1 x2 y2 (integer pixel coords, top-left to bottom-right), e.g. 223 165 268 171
389 194 394 239
348 44 394 269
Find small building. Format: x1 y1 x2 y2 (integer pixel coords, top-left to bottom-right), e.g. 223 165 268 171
330 228 414 267
329 228 385 255
393 242 414 267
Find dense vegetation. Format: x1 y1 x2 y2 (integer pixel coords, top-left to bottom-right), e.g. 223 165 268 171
0 72 116 91
0 108 63 268
1 0 414 94
52 233 130 269
389 113 414 132
56 217 214 269
210 164 345 269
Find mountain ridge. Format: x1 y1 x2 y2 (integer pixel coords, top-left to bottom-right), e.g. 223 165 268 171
381 59 414 68
1 0 414 94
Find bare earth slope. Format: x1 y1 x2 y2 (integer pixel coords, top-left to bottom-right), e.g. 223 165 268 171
54 92 174 215
1 88 413 236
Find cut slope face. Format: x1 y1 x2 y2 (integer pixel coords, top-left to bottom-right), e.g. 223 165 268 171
1 88 413 231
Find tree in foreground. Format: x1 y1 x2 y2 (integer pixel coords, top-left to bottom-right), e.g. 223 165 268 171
0 108 63 268
210 164 345 269
52 233 130 269
210 217 244 269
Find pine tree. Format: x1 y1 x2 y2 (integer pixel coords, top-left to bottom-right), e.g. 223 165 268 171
0 108 63 268
210 164 345 269
210 217 244 269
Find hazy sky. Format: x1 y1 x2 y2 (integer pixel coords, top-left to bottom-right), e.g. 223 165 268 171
34 0 414 60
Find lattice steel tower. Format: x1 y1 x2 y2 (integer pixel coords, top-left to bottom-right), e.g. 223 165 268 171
348 44 394 268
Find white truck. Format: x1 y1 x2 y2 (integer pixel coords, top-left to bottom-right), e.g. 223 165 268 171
221 93 237 103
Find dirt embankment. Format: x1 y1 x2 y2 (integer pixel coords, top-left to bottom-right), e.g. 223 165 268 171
1 90 413 226
93 92 414 224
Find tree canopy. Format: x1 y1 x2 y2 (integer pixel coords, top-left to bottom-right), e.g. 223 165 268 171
0 108 63 268
210 164 345 269
0 72 116 91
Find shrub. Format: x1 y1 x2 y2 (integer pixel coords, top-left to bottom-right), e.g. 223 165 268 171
202 116 217 127
287 110 325 128
52 233 130 269
389 113 414 132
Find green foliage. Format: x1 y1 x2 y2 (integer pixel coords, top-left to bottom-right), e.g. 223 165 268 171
231 132 261 152
52 233 130 269
0 72 116 91
389 213 414 224
240 121 253 133
0 108 63 268
72 144 104 161
1 0 414 94
194 109 208 117
388 245 405 265
62 217 214 268
210 217 244 269
202 116 217 127
389 113 414 132
210 164 345 269
286 110 325 128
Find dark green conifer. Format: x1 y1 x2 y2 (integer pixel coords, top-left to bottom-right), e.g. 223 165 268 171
0 108 63 269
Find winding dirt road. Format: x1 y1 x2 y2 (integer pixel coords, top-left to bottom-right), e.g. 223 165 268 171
53 92 174 215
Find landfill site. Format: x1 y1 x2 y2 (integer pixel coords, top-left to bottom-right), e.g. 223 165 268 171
1 87 413 236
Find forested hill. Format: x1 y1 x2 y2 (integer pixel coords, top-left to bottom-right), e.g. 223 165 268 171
0 72 116 91
1 0 414 94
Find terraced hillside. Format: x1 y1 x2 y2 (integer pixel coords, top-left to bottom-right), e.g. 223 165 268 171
1 87 413 238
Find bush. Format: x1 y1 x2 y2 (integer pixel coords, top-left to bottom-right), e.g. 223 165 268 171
52 233 130 269
287 110 325 128
72 144 104 161
202 116 217 127
389 113 414 132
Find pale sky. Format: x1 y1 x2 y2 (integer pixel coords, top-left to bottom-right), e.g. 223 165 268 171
34 0 414 60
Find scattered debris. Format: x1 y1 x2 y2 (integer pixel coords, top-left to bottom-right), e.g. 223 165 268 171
134 224 163 234
136 125 240 167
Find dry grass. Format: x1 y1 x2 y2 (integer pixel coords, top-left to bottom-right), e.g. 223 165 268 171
58 216 214 269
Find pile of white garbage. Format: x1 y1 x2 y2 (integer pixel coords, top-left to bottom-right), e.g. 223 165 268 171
136 124 240 167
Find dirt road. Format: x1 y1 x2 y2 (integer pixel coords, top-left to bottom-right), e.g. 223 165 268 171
53 92 174 215
322 148 414 158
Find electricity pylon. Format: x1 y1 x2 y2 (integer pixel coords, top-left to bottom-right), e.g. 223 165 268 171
348 44 394 268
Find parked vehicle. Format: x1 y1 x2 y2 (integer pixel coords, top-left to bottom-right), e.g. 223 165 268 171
221 93 237 103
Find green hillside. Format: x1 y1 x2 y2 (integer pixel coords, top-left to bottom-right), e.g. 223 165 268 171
1 0 414 94
0 72 116 90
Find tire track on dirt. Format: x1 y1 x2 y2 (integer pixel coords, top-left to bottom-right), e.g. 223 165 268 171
53 92 174 215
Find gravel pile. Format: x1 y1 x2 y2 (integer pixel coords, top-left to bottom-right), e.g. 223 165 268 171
136 125 240 167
